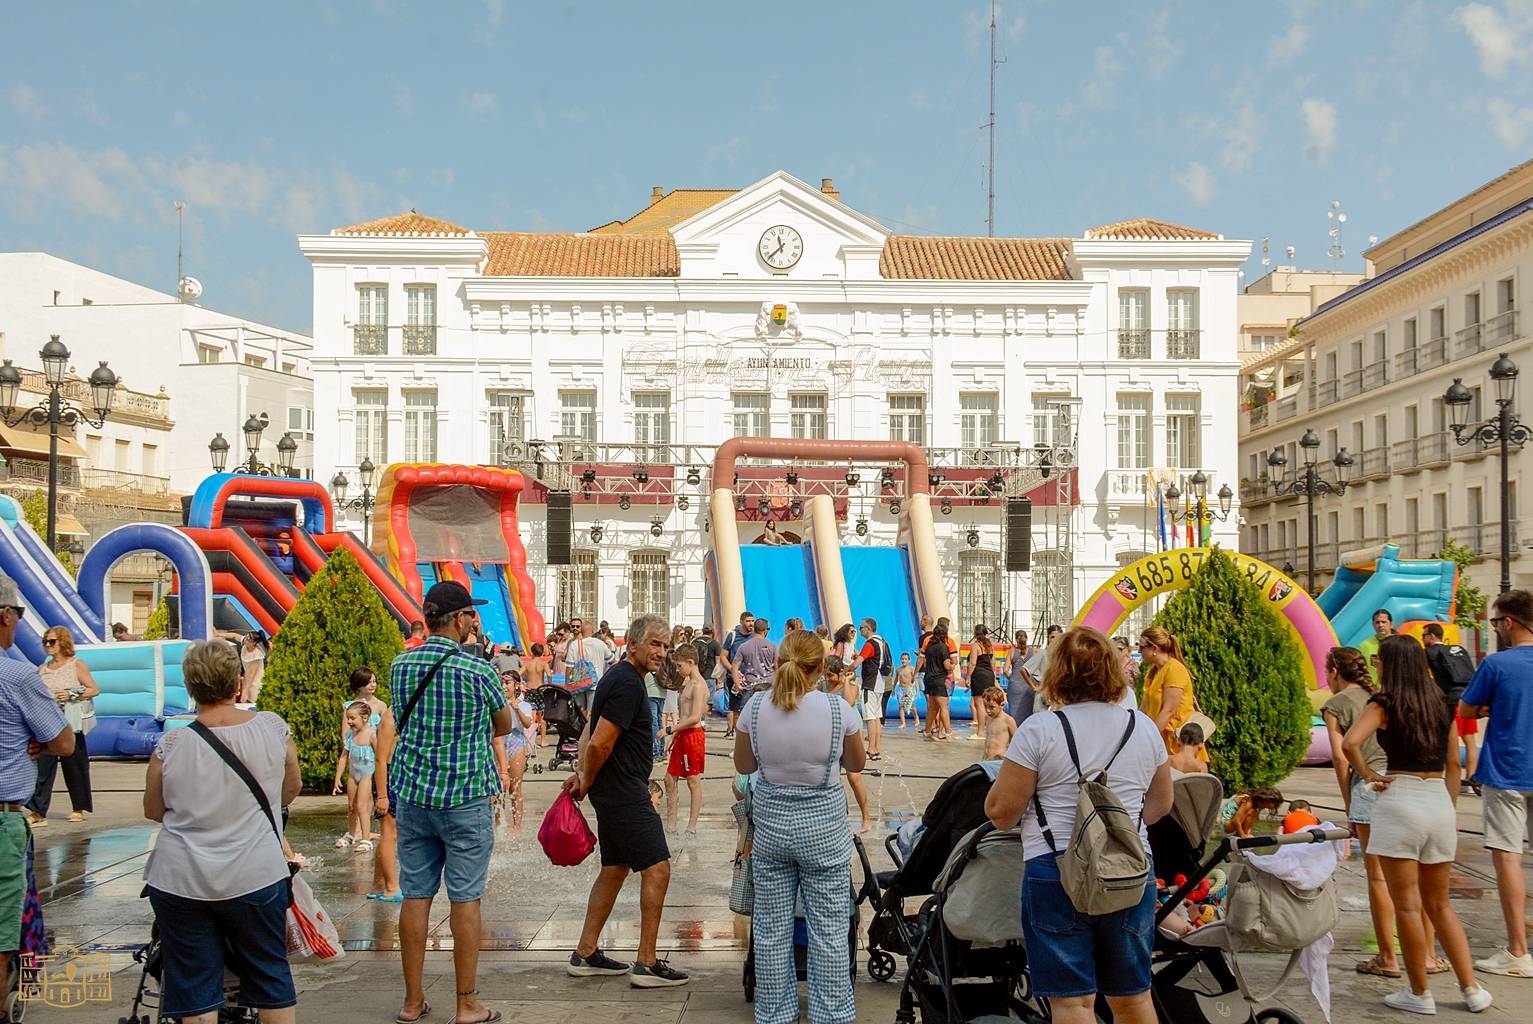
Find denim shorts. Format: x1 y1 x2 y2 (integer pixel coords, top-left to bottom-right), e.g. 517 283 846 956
396 795 494 902
1020 853 1156 999
1349 778 1378 825
147 879 295 1018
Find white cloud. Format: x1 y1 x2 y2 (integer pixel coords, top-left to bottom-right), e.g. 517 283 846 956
430 166 457 186
393 83 414 116
173 109 191 127
7 84 44 119
559 108 590 124
1487 98 1533 149
757 75 778 113
1219 101 1264 172
706 136 743 166
1177 162 1215 206
461 91 498 115
528 104 546 130
1083 45 1122 106
478 0 505 46
1455 2 1529 77
78 91 108 126
1268 0 1315 66
1301 97 1338 162
1146 9 1178 79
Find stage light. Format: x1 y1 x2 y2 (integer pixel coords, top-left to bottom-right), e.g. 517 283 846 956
686 467 701 486
966 529 980 548
633 467 650 483
757 497 770 516
786 470 799 485
735 494 747 512
880 468 895 490
845 470 860 487
789 499 802 518
581 468 597 484
649 519 663 538
589 524 603 542
940 498 952 515
619 496 632 511
676 495 690 511
889 500 901 515
855 518 869 537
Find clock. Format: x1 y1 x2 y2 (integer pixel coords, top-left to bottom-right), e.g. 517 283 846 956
758 225 803 270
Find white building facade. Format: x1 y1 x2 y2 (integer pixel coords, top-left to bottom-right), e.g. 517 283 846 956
301 172 1249 635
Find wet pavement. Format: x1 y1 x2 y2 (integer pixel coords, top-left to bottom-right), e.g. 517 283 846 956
17 723 1533 1022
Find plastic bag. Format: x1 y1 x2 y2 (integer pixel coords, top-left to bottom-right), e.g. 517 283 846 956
539 790 597 866
286 873 345 961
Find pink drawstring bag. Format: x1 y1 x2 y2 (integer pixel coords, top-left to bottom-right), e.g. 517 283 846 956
539 790 597 866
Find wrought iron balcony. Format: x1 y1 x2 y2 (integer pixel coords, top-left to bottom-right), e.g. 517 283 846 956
1311 380 1338 408
1117 328 1151 360
402 324 438 356
4 458 80 488
1455 322 1483 359
1167 329 1201 360
1394 347 1420 379
1416 432 1450 467
1361 359 1389 391
1391 438 1420 474
1341 368 1364 399
1274 395 1298 421
1449 521 1523 560
354 324 388 355
1483 308 1518 346
1357 446 1390 480
1420 336 1449 370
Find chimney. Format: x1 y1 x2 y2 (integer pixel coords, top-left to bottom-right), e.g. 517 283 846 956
650 186 664 207
820 178 840 202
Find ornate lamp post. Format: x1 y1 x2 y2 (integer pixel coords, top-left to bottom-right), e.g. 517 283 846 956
1164 470 1235 530
0 336 118 551
1267 428 1354 594
1445 354 1529 594
208 413 298 476
329 458 377 544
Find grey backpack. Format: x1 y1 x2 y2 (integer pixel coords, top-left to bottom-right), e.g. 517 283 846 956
1034 709 1152 916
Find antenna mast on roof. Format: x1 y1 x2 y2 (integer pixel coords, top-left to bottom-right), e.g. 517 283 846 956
986 0 1006 237
174 201 185 293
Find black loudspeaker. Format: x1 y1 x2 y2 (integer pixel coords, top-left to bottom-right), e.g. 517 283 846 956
546 492 572 566
1005 496 1032 572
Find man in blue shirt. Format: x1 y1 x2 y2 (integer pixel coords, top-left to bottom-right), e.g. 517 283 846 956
717 611 754 738
1459 588 1533 978
0 575 72 999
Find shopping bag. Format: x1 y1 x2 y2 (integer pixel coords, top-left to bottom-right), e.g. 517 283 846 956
286 873 345 961
539 790 597 866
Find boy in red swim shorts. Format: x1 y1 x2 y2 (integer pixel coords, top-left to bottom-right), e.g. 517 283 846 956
662 644 709 834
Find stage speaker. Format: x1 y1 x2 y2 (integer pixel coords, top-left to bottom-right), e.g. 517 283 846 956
1005 496 1032 572
546 491 573 566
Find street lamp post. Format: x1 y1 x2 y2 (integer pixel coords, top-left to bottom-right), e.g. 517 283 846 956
1267 428 1354 594
208 413 299 477
1164 469 1235 533
329 458 378 545
0 336 118 551
1445 354 1529 594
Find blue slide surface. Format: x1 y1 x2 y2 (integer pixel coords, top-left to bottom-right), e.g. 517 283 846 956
840 546 921 664
1329 554 1457 649
465 563 520 649
1316 566 1367 620
739 544 823 643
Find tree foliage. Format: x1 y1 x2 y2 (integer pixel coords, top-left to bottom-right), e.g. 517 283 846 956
1435 539 1488 630
1151 547 1311 791
143 596 170 640
257 548 401 789
21 490 76 576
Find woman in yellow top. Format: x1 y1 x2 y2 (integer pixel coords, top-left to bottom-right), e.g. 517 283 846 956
1138 627 1207 762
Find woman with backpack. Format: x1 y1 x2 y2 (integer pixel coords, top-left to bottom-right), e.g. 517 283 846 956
985 626 1172 1024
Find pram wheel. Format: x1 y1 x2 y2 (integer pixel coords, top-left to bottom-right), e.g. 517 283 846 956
1254 1011 1304 1024
868 949 897 981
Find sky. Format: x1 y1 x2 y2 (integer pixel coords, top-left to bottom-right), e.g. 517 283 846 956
2 0 1532 334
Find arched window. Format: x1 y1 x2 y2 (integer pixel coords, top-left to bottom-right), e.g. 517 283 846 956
557 549 598 624
958 550 1001 635
629 550 669 619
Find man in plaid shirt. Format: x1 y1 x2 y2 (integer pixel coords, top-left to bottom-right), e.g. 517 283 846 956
390 581 512 1024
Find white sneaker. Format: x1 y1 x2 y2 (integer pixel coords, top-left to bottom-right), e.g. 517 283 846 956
1462 985 1493 1013
1475 946 1533 977
1384 988 1437 1015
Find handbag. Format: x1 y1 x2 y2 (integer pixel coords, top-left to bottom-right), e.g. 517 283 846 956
729 798 755 915
64 696 96 735
285 871 345 961
537 790 596 866
1224 859 1338 951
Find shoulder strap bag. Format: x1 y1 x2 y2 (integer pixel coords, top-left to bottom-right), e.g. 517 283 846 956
190 720 299 877
394 650 459 737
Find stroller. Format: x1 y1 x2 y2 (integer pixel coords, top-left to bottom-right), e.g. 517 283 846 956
120 918 258 1024
526 683 587 773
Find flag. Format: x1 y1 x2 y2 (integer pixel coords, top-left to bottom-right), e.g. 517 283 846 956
1186 518 1195 549
1157 490 1168 552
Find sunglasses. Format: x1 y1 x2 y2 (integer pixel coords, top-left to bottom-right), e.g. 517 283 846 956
42 638 58 647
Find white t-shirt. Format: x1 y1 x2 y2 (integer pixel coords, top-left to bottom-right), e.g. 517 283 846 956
740 690 861 787
1004 702 1167 861
567 637 610 677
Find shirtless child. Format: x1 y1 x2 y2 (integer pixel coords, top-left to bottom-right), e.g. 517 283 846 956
980 687 1016 760
894 653 920 730
663 644 711 834
1168 722 1209 775
827 655 874 833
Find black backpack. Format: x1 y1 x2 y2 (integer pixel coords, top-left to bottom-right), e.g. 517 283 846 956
693 637 718 678
1439 644 1476 687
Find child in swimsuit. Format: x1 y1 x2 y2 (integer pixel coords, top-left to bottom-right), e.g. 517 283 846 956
332 701 378 852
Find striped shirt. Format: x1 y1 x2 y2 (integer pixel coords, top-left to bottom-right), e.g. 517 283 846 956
0 657 69 802
388 636 507 809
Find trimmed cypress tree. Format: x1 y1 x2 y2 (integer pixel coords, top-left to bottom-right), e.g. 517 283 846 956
143 596 170 640
257 548 402 789
1151 547 1311 791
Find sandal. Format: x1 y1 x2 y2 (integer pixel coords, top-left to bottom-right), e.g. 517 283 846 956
334 833 354 849
1355 955 1402 978
354 839 374 854
1426 956 1451 975
394 1002 430 1024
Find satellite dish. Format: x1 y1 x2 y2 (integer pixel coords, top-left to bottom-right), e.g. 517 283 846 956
178 276 203 302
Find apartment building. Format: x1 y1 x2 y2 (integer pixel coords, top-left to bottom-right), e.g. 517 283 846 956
1239 160 1533 601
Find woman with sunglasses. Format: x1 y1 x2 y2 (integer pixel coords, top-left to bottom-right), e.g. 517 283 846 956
27 627 100 826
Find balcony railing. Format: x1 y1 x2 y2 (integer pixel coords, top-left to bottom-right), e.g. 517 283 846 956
1450 521 1523 560
402 324 437 355
1417 528 1451 559
79 468 173 497
1167 329 1201 360
4 458 80 487
1239 478 1274 506
1361 359 1390 391
1117 328 1150 360
1275 395 1298 421
1357 446 1390 480
1420 335 1449 370
1391 438 1421 474
1106 467 1216 505
354 324 388 355
1245 404 1270 431
1311 380 1338 408
1395 347 1420 379
1340 368 1363 398
1417 431 1450 467
1484 308 1518 346
1455 322 1483 359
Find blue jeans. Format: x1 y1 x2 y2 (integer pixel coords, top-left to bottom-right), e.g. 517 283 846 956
650 696 666 759
396 795 494 902
1019 853 1155 999
147 879 296 1017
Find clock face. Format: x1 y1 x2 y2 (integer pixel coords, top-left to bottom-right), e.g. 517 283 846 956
758 225 803 269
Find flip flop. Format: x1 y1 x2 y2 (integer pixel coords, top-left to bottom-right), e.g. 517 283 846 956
376 893 404 903
454 1012 502 1024
394 1002 430 1024
1355 956 1402 978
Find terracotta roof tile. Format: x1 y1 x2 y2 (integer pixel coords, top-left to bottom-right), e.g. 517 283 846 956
880 236 1073 281
481 232 680 277
334 211 470 236
1083 218 1221 240
588 189 737 235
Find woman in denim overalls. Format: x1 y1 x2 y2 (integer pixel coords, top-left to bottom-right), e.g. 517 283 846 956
734 630 867 1024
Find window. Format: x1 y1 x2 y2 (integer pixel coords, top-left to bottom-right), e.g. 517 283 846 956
1404 317 1417 349
1429 306 1446 340
356 284 388 355
1351 420 1365 454
287 407 315 440
1117 290 1149 358
1032 395 1070 448
488 392 525 459
1250 334 1281 351
404 285 437 355
1352 508 1365 544
732 392 769 436
1350 339 1364 370
1498 277 1516 313
1465 291 1481 326
959 550 1001 632
197 344 220 364
559 390 597 441
633 391 671 447
1405 498 1419 548
142 443 158 478
1115 394 1150 469
556 549 598 625
790 393 827 440
1375 503 1389 540
888 394 926 444
244 354 266 368
132 591 153 635
114 439 131 471
628 551 669 618
959 393 998 451
1325 427 1339 454
1372 330 1387 363
1165 395 1201 468
83 434 102 465
403 390 438 462
1373 413 1388 449
1030 550 1071 636
1168 290 1199 358
354 389 388 464
1404 404 1419 440
1324 351 1338 381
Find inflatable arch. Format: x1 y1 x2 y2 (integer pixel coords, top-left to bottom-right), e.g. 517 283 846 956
1073 548 1337 695
188 473 333 532
78 524 215 641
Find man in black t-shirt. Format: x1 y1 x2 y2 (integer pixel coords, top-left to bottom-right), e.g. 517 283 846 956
692 626 720 686
564 614 688 988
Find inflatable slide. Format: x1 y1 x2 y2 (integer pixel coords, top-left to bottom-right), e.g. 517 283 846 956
1318 543 1458 649
372 464 545 649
